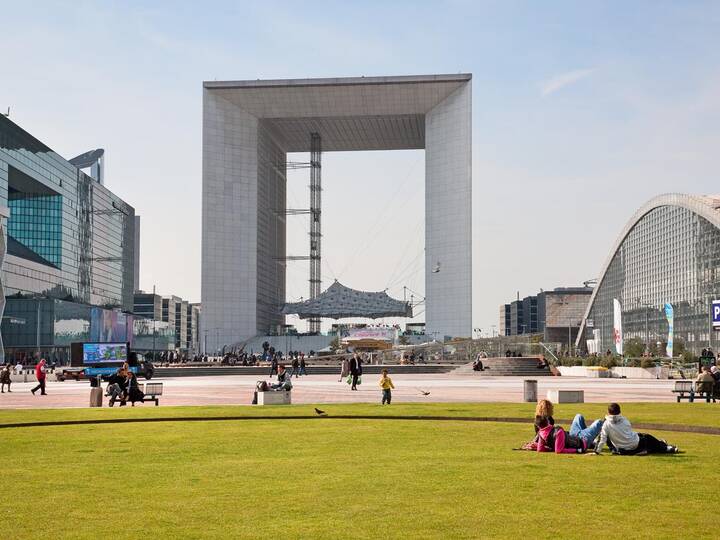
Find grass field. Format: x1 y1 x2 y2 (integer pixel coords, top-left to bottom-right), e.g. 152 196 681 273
2 402 719 539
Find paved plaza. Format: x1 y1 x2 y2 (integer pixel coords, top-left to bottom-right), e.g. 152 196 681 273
0 373 679 409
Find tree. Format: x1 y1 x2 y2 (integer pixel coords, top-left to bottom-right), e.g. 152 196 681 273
624 337 645 358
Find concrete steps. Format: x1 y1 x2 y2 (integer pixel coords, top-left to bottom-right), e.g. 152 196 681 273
453 357 553 377
155 364 455 378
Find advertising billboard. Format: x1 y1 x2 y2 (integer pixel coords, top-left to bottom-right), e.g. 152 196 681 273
713 300 720 330
82 342 128 365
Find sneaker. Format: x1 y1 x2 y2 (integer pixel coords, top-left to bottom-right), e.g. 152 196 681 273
669 446 679 453
31 388 36 395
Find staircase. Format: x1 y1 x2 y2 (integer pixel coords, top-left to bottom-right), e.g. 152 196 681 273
155 364 455 378
453 356 553 377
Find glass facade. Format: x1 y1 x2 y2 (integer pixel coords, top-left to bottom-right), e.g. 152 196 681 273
0 114 136 360
584 202 720 355
0 115 135 311
0 298 176 364
8 193 63 268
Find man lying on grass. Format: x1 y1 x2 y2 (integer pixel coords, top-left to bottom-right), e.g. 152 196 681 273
591 403 680 455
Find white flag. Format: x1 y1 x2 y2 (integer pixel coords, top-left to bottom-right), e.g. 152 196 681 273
613 298 623 355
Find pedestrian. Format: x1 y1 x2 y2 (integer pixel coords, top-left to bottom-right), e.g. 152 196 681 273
270 355 278 377
379 369 394 404
299 356 307 376
291 356 299 378
349 353 362 391
339 356 349 382
31 358 47 395
1 364 11 393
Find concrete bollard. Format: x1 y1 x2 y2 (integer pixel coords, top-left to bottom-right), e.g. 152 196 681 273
523 379 538 403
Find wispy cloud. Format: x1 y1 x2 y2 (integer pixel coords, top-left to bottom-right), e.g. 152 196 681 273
540 68 594 96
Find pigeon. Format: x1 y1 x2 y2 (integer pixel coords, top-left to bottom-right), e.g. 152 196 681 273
314 407 327 416
419 390 431 396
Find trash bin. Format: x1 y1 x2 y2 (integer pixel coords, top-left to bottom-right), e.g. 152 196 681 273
523 380 538 403
90 387 103 407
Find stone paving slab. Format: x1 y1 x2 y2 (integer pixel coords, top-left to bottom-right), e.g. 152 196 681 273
0 373 680 409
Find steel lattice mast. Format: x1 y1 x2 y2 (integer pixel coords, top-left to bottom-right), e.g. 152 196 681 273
309 133 322 333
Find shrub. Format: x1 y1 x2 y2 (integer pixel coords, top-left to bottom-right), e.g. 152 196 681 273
640 358 656 369
599 356 617 369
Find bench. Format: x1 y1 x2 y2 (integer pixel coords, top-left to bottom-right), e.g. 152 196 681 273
672 381 714 403
546 389 584 403
130 382 163 406
257 390 291 405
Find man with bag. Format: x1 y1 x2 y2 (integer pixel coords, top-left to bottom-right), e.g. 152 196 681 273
349 353 362 391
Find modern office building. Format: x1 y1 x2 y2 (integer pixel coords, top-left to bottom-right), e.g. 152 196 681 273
499 304 511 336
0 115 136 362
187 303 200 354
500 287 592 348
202 74 472 351
577 194 720 356
175 298 188 350
133 291 162 321
133 292 200 354
133 215 141 292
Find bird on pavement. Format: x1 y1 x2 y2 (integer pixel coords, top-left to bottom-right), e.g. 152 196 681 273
314 407 327 416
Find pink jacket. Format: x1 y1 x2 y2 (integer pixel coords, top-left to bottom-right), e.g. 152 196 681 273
536 425 583 454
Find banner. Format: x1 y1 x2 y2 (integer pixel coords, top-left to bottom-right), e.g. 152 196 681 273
664 303 674 357
344 328 396 342
613 299 623 355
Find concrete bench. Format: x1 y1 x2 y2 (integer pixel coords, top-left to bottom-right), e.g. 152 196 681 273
131 382 163 406
257 390 291 405
547 389 584 403
673 381 714 403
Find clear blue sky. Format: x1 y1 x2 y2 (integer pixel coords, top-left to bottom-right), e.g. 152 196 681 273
2 1 719 333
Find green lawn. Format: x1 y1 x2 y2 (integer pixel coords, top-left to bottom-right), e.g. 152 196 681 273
1 403 718 539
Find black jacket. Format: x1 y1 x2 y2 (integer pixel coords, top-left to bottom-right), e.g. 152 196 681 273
349 357 363 376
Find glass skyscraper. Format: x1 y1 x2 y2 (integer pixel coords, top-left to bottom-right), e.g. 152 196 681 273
578 194 720 356
0 114 136 362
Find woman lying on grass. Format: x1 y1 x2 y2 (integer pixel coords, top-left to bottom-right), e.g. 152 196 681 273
528 415 588 453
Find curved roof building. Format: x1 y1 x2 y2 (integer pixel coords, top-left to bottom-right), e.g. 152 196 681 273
577 194 720 355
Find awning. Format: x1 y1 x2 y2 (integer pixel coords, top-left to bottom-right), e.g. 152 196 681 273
282 281 412 320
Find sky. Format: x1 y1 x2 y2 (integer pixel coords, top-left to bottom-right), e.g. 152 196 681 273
1 1 719 335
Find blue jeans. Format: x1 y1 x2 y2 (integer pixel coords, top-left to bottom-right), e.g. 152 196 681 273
569 414 603 445
382 389 392 404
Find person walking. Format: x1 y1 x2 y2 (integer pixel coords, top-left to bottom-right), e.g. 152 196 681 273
349 353 362 391
31 358 47 395
339 357 349 382
269 355 278 377
291 356 299 378
379 369 394 404
0 364 11 393
299 356 307 376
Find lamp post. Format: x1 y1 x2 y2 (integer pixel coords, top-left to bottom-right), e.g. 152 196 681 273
152 285 157 358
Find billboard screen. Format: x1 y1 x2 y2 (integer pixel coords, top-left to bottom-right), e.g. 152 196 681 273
713 300 720 329
82 342 128 365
